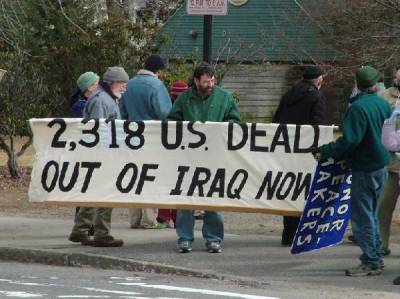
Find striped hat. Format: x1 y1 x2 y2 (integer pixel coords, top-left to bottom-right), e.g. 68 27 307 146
170 80 189 95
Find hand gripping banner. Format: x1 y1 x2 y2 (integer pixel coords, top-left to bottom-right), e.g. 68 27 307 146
28 119 334 215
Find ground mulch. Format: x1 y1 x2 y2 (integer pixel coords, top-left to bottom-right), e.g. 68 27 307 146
0 166 74 218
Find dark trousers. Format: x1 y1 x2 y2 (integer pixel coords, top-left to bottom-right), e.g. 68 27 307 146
282 216 300 244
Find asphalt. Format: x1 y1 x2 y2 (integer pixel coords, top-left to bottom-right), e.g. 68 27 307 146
0 216 400 295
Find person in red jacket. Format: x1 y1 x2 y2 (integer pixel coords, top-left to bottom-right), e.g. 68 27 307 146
156 80 189 228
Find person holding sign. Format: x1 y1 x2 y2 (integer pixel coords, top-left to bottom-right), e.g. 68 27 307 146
69 71 100 237
314 66 391 276
168 63 241 253
273 65 326 246
69 66 129 247
120 54 172 229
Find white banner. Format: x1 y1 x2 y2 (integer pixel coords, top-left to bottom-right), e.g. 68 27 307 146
28 119 334 215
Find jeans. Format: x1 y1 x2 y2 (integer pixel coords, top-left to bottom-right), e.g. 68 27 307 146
351 168 388 269
176 210 224 244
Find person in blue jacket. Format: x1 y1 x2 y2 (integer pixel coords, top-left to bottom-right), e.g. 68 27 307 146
69 71 99 117
119 54 172 229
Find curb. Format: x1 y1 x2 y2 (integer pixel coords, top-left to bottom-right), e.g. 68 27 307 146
0 247 267 287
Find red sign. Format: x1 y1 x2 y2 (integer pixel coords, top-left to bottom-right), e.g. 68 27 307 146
187 0 228 15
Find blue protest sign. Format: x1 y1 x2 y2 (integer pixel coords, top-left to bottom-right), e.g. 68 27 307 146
291 158 352 254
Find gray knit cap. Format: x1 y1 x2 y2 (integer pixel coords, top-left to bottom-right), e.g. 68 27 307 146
103 66 129 83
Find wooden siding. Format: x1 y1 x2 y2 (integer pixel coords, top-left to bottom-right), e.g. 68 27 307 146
221 64 293 122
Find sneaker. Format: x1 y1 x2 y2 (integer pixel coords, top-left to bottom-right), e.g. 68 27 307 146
206 241 222 253
383 248 391 256
345 264 382 277
92 235 124 247
88 225 95 236
178 241 192 253
149 222 168 229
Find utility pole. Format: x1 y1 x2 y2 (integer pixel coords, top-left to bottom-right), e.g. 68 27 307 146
187 1 228 63
203 15 212 63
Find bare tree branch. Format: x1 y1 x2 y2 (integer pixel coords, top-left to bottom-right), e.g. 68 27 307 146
57 0 88 35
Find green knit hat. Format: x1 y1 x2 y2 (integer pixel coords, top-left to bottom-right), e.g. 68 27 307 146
356 66 382 89
77 71 100 92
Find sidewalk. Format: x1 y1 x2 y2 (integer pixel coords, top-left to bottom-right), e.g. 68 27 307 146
0 216 399 296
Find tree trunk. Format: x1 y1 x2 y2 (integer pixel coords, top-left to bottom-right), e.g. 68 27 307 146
0 134 21 179
7 150 19 179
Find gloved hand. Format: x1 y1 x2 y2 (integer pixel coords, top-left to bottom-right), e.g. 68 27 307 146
310 147 322 161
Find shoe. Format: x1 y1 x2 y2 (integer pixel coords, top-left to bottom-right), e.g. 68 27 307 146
383 248 391 256
88 225 95 236
281 235 293 247
178 241 192 253
68 232 89 243
92 235 124 247
345 264 382 277
281 239 293 247
206 241 222 253
348 235 357 244
393 275 400 285
149 222 168 229
81 238 95 246
379 260 385 270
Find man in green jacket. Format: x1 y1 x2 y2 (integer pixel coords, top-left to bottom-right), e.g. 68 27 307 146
315 66 391 276
168 63 240 253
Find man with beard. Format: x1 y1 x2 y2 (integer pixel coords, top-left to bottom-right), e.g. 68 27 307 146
69 66 128 247
273 66 326 246
168 63 241 254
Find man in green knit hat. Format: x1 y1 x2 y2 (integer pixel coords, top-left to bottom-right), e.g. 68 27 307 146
314 66 391 276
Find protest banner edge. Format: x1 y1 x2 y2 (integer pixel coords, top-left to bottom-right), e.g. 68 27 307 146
45 200 302 216
290 239 345 255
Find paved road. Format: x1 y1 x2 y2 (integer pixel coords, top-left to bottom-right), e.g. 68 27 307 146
0 262 281 299
2 261 400 299
1 217 400 299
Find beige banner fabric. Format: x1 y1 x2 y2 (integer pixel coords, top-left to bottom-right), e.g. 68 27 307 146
28 119 334 215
